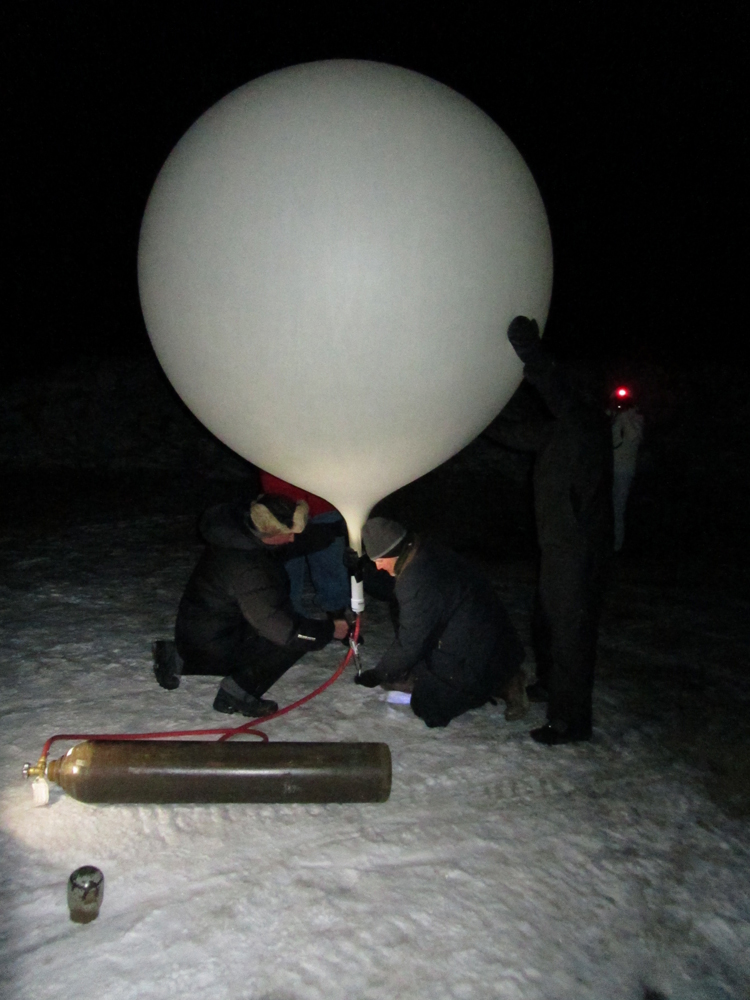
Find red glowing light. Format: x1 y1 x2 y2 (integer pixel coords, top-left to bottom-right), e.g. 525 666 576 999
615 387 629 398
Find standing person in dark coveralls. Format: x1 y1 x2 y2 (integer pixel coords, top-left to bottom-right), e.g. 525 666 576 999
152 494 349 717
352 517 528 728
484 316 613 745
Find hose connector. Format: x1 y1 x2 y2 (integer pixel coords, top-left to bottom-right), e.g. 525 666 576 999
22 756 48 781
23 757 51 805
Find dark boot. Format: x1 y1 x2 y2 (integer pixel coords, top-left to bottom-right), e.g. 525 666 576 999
152 640 182 690
530 721 592 745
213 678 278 718
491 671 530 720
502 670 530 721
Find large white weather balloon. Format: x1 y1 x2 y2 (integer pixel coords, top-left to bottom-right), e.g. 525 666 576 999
138 60 552 550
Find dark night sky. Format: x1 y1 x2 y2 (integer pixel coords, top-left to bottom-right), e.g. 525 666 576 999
6 1 749 383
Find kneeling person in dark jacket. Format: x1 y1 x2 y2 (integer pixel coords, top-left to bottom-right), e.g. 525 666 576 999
355 518 528 728
152 494 349 717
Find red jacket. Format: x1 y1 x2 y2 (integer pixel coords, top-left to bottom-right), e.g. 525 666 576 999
259 472 336 519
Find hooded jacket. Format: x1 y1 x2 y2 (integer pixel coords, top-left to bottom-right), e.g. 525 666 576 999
374 538 524 696
175 503 337 661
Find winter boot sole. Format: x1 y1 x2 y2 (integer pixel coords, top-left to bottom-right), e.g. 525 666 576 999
152 640 181 690
212 689 279 718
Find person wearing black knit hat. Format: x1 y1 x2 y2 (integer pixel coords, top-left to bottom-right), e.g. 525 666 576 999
151 493 349 717
354 517 528 728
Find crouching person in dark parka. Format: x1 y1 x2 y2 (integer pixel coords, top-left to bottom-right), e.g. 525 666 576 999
354 518 528 728
152 494 349 717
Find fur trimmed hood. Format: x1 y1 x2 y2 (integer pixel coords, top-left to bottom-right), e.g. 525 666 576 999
249 494 309 536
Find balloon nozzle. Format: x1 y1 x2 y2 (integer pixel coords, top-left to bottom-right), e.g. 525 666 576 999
350 576 365 614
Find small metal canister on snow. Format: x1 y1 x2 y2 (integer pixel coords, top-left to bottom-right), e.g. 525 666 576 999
67 866 104 923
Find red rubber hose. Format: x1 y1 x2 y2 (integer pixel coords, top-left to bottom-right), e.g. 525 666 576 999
36 616 361 761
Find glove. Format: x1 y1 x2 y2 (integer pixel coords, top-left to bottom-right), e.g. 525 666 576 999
354 669 381 688
507 316 541 364
343 547 366 582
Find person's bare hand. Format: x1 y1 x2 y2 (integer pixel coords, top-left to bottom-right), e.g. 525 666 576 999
333 619 349 641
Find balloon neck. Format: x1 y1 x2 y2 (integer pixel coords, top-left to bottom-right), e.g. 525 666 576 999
346 524 363 556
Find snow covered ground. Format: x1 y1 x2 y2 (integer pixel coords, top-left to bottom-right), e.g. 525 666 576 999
1 497 748 1000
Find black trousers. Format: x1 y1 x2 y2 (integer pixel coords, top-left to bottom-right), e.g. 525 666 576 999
409 662 490 729
176 630 306 698
532 542 609 733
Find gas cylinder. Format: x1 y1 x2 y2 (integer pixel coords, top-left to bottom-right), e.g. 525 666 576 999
45 740 391 804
